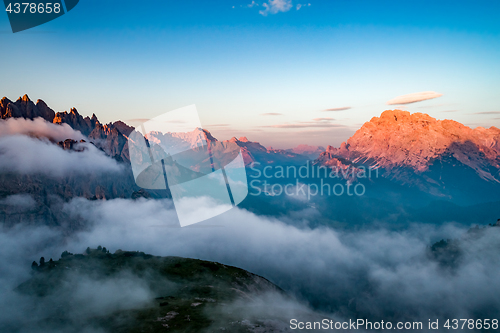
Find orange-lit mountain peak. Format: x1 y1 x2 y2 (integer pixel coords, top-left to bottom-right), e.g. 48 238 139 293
317 110 500 186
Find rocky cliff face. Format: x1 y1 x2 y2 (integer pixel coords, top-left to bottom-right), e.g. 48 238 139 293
325 110 500 174
316 110 500 201
111 120 134 136
89 123 129 161
53 107 99 136
1 94 313 168
0 95 142 226
57 138 87 151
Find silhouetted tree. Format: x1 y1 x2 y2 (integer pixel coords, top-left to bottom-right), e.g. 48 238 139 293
31 261 38 270
61 251 73 258
102 247 107 253
97 245 102 251
85 247 91 254
39 257 45 266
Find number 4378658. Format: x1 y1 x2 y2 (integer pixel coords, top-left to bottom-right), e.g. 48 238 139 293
444 319 498 330
5 3 61 14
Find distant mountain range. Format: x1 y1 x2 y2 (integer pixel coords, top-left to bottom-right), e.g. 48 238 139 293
2 94 500 207
286 144 326 160
0 95 316 166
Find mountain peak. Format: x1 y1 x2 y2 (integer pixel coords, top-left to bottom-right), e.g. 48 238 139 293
379 109 410 120
201 128 217 142
36 99 47 106
53 107 100 136
376 109 436 124
316 110 500 194
1 94 54 121
112 120 134 136
1 96 12 107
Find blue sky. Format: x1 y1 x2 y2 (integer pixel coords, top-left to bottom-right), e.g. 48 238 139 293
1 0 499 148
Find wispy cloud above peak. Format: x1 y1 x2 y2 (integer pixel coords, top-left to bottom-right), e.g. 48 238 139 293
387 91 443 105
262 117 342 129
323 107 351 112
126 118 150 124
313 117 335 122
261 112 283 116
263 123 343 129
474 111 500 115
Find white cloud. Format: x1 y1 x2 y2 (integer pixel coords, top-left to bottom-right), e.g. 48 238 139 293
312 117 335 122
247 0 259 7
259 0 293 16
323 106 351 112
386 91 443 105
0 194 36 209
263 118 343 128
54 197 500 321
0 117 85 142
474 111 500 115
296 3 311 10
1 196 499 328
0 223 157 332
0 135 122 177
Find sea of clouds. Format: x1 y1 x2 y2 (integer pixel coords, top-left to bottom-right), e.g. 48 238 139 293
1 116 500 332
1 195 499 332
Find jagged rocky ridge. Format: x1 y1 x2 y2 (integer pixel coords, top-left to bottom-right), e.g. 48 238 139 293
3 95 500 207
1 94 55 122
0 94 311 227
0 95 148 227
1 94 132 161
2 94 309 166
